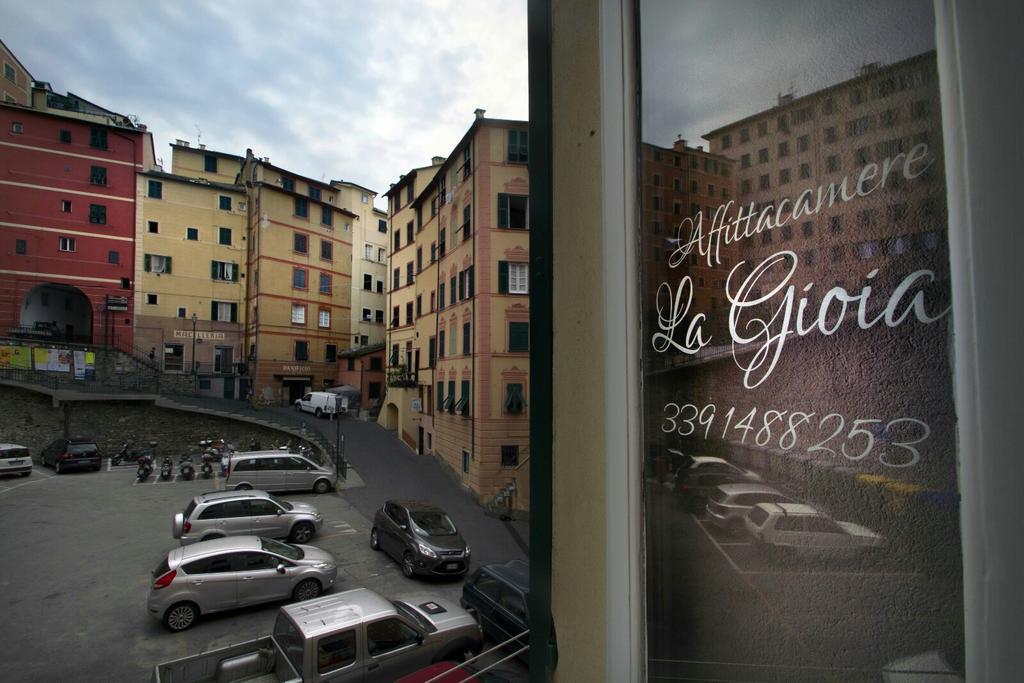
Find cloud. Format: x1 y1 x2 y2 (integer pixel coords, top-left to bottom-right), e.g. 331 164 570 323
1 0 527 207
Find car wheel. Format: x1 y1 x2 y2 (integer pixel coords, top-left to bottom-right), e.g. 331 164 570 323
312 479 331 495
401 552 416 578
315 408 323 418
293 578 322 602
369 528 380 550
164 602 198 632
290 522 315 544
235 483 253 490
54 461 62 474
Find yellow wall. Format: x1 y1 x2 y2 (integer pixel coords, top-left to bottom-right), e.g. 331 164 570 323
170 144 243 185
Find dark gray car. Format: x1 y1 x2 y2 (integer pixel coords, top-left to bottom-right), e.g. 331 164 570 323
173 490 323 545
371 500 470 578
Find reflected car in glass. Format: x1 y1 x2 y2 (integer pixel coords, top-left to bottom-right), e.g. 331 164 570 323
371 500 470 578
460 560 529 662
670 452 763 511
744 502 886 561
706 483 796 533
148 535 337 631
173 489 323 545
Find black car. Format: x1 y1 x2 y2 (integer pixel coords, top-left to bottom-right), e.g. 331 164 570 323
460 560 529 660
370 500 470 578
39 436 101 473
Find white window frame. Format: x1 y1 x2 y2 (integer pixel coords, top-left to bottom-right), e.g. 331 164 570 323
318 309 331 329
291 304 306 325
150 255 169 274
509 263 529 294
214 261 234 281
214 301 233 321
59 236 76 252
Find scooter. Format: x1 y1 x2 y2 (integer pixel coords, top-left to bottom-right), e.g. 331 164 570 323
159 455 174 481
200 453 214 479
136 454 153 481
115 440 157 466
179 454 195 481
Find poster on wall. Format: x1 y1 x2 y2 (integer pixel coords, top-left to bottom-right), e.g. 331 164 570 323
33 348 73 372
72 351 94 380
0 346 32 369
638 1 962 680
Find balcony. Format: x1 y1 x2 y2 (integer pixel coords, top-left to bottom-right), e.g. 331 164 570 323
386 364 418 388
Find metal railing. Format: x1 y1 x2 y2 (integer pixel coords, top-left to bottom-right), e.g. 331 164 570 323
422 631 529 683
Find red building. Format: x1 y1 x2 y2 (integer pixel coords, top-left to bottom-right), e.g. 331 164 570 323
0 88 152 351
335 343 386 409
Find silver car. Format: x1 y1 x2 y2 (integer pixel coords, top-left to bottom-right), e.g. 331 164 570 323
705 483 795 533
0 444 32 477
173 490 323 546
226 450 336 494
148 535 338 631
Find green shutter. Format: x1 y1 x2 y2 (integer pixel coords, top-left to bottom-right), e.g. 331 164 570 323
232 264 239 282
439 331 445 358
463 322 470 354
230 303 238 322
211 301 218 321
498 261 509 293
467 266 474 297
437 382 444 410
509 322 529 352
164 256 172 274
144 254 151 272
498 193 509 228
211 261 218 279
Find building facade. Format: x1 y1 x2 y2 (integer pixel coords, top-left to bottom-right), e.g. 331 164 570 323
1 38 33 105
329 180 387 349
240 151 355 405
0 85 152 353
134 143 247 397
382 112 531 512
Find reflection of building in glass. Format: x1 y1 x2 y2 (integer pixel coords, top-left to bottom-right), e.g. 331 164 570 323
640 140 737 343
702 51 946 298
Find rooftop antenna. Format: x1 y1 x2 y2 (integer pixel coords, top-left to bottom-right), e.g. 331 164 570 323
194 124 202 147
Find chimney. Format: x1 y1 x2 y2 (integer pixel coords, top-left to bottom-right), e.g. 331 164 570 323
672 136 688 152
198 143 206 150
474 108 486 119
431 156 446 166
176 139 190 147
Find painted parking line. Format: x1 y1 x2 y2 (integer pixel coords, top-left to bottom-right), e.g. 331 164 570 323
692 515 920 578
329 521 359 534
0 472 63 495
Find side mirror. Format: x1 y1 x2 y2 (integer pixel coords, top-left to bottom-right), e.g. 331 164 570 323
276 563 286 574
399 524 408 531
276 509 283 515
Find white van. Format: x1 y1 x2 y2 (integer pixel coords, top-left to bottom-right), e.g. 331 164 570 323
293 391 337 418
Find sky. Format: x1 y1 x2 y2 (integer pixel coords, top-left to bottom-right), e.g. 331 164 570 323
1 0 528 209
641 0 936 147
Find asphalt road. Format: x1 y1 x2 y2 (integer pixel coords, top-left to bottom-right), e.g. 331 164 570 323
0 417 528 682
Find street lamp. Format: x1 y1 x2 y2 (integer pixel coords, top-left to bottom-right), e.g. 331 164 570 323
190 313 198 377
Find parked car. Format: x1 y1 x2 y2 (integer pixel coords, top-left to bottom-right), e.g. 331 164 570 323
39 436 101 473
173 490 323 545
151 587 482 681
227 450 336 494
743 502 886 561
148 535 337 631
294 391 339 418
371 500 470 578
460 560 529 661
670 451 762 511
705 483 796 533
0 443 32 477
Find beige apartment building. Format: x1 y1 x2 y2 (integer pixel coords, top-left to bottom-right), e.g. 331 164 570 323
134 143 247 397
329 180 387 348
382 111 531 513
1 38 33 105
239 151 356 404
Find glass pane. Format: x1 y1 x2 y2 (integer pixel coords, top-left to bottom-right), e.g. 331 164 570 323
639 1 962 679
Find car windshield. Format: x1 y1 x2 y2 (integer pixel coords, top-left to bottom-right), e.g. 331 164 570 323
261 537 303 560
392 600 437 633
68 443 97 454
152 556 170 578
409 510 457 536
183 500 197 520
269 494 293 511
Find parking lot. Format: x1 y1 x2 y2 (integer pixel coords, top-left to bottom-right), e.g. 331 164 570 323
0 463 471 682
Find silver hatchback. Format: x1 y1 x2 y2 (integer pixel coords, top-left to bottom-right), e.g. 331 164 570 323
148 536 338 631
173 490 323 545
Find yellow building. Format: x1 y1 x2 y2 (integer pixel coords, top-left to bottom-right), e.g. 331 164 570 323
134 144 247 396
240 151 355 404
382 111 531 513
1 38 33 105
328 179 386 348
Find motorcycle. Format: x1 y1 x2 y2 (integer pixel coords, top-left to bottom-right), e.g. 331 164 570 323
179 454 195 481
114 440 157 466
136 454 153 481
159 455 174 480
200 452 214 479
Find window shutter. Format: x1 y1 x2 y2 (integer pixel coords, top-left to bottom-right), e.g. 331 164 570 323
498 261 509 293
437 382 444 410
144 254 151 272
467 266 474 297
230 303 238 322
211 301 218 321
211 261 218 279
498 194 509 228
165 256 172 274
232 264 239 282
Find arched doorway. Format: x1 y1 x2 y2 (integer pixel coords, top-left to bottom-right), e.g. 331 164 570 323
21 284 93 344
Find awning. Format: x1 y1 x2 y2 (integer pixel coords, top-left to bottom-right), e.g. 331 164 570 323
280 376 312 382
